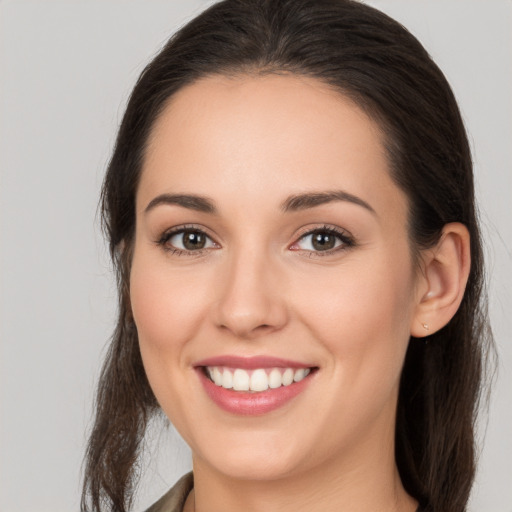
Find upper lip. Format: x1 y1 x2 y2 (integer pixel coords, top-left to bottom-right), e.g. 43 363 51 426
194 355 315 369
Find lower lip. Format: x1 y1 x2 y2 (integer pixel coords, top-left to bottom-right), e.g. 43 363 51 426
196 368 314 415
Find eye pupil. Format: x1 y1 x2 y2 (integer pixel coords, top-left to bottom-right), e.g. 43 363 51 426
312 231 336 251
183 231 206 250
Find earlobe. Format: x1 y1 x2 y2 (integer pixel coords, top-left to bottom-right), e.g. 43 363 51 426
411 223 471 338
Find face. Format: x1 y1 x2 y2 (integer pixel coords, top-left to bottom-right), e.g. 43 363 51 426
130 74 423 481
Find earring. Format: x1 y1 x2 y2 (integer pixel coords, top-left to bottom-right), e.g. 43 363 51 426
421 323 430 344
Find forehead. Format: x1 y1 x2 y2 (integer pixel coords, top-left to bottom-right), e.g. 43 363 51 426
139 73 406 221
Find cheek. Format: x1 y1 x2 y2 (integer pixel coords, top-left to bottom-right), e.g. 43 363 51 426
129 251 216 410
130 254 208 353
294 246 416 383
129 250 213 429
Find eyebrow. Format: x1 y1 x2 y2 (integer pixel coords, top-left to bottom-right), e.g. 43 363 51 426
144 189 376 216
281 190 376 215
144 193 217 214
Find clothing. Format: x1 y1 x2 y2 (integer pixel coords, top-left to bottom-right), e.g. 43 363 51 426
144 472 424 512
145 473 194 512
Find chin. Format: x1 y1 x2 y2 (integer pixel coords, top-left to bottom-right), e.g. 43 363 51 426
209 456 301 482
193 431 310 482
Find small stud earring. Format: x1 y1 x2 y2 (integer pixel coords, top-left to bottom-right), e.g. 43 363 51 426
422 323 429 331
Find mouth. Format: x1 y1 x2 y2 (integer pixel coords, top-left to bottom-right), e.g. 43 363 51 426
202 366 313 393
194 356 318 415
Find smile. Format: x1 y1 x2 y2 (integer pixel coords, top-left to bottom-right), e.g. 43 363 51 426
194 356 317 415
205 366 311 392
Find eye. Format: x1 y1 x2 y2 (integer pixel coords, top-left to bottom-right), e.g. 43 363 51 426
157 227 218 254
290 226 353 254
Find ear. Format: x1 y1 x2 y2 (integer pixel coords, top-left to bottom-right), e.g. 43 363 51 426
411 223 471 337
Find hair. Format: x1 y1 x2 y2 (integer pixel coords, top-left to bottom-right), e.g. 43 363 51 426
81 1 494 511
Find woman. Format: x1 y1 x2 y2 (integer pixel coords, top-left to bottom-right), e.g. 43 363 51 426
81 1 493 511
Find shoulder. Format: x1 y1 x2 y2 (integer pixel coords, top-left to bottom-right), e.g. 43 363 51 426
144 472 194 512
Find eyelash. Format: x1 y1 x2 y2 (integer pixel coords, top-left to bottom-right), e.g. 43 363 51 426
291 225 355 257
155 224 355 258
156 224 215 257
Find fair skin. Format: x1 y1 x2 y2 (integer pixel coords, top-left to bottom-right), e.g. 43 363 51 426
130 74 470 512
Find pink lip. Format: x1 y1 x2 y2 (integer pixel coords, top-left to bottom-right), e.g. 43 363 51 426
194 356 317 416
194 355 313 369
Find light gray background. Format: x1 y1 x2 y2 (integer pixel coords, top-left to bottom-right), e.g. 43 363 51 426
0 1 510 511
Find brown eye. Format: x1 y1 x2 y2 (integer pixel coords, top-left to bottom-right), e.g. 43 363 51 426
163 229 217 252
181 230 207 250
311 231 337 251
291 227 353 254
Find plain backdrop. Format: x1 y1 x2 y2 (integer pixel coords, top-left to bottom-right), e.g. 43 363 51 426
0 1 510 511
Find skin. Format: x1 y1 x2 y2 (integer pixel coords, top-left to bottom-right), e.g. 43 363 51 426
130 73 434 512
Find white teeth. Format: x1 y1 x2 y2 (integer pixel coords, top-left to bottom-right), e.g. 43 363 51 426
282 368 294 386
268 368 282 389
222 368 233 389
213 367 223 386
232 369 250 391
207 366 313 392
293 368 306 382
250 369 269 392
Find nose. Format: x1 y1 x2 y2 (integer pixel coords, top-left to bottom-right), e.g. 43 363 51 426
213 248 289 339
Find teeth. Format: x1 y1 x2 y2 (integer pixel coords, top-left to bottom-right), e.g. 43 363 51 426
293 368 306 382
222 368 233 389
250 369 269 392
282 368 294 386
212 367 223 386
233 369 250 391
268 368 282 389
206 366 312 392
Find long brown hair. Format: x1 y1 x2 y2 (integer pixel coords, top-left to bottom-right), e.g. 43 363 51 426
82 1 494 510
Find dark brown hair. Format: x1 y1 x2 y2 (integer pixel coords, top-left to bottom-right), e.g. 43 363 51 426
82 1 493 511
